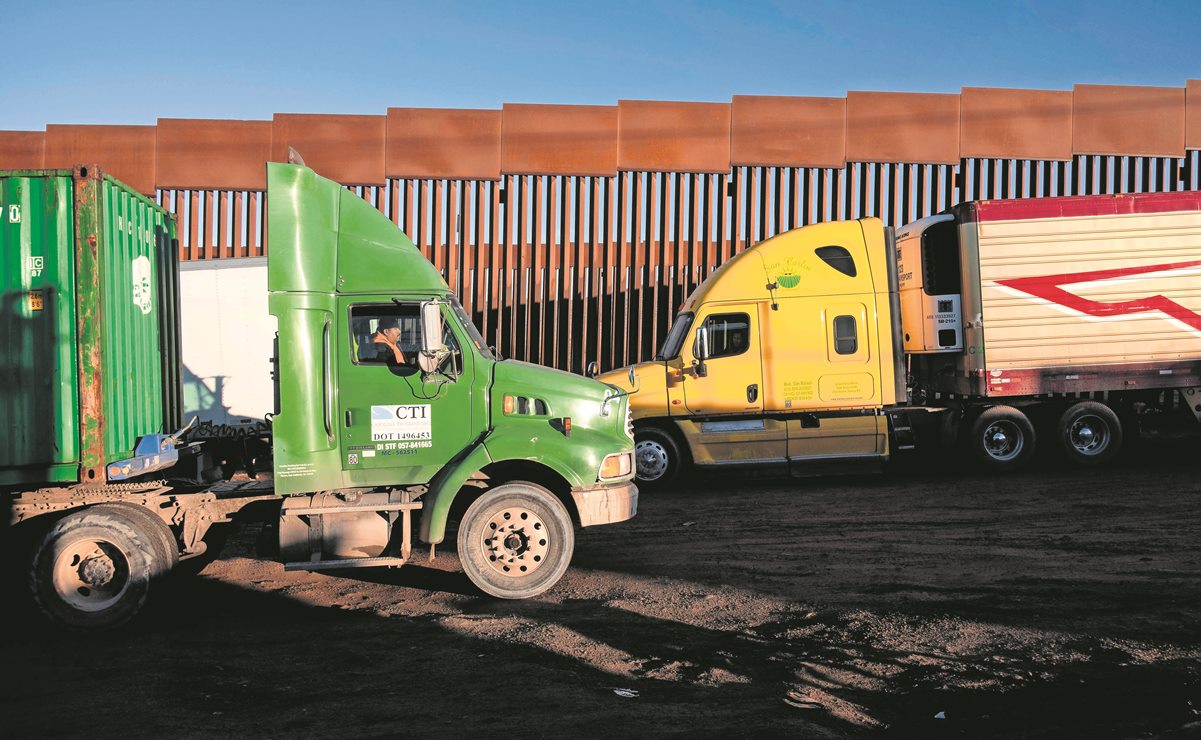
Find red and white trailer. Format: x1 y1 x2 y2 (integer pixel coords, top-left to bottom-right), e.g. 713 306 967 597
898 190 1201 468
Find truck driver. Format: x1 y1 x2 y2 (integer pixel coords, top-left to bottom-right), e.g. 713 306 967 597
362 318 409 365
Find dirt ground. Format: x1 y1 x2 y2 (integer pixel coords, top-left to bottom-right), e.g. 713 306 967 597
3 436 1200 738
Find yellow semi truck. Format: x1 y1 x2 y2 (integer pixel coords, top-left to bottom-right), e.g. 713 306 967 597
598 191 1201 487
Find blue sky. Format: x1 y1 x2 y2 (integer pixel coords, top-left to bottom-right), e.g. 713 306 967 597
2 0 1199 130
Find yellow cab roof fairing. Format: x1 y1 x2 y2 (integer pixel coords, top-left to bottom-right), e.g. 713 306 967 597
680 218 885 313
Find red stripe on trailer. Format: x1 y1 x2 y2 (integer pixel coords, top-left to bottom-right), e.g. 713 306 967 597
975 191 1201 222
997 260 1201 332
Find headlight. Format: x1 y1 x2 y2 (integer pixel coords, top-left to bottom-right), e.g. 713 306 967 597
599 451 633 480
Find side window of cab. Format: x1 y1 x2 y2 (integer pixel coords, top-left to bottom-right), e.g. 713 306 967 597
349 303 463 375
825 304 869 363
695 313 750 359
350 304 422 367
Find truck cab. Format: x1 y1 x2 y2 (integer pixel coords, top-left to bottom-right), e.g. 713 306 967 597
599 218 905 487
267 163 637 597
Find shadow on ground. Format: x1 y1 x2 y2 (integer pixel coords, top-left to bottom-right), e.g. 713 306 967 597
2 567 1198 738
3 434 1200 737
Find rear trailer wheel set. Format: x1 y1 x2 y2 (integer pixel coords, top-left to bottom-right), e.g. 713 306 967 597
962 400 1125 472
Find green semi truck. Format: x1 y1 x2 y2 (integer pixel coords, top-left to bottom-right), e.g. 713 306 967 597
1 163 638 629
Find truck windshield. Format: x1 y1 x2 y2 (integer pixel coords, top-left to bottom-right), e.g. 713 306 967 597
450 297 495 360
655 313 695 361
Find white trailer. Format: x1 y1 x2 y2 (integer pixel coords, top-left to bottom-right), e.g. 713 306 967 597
900 191 1201 468
178 257 275 425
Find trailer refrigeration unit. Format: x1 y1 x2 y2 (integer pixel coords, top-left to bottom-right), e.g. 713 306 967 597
2 164 638 630
598 190 1201 487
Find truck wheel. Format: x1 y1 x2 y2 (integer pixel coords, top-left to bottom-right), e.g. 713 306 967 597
1057 401 1123 465
457 482 574 600
969 405 1036 471
29 505 170 630
104 502 179 574
634 427 682 490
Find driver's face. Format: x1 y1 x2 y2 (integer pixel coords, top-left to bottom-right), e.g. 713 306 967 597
383 326 401 343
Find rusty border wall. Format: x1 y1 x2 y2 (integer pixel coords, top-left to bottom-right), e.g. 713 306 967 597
3 83 1201 374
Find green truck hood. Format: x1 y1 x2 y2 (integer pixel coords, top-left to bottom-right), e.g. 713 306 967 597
487 360 633 480
495 360 610 401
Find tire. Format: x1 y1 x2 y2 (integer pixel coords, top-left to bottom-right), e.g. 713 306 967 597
1056 401 1123 466
104 503 179 574
634 426 683 490
457 482 574 600
28 504 170 630
968 405 1037 472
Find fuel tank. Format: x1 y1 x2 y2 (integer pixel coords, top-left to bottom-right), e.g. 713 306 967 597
278 491 403 562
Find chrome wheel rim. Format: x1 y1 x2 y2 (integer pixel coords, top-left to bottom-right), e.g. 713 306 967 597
481 507 548 577
982 420 1024 462
635 439 669 481
52 539 131 612
1069 414 1109 456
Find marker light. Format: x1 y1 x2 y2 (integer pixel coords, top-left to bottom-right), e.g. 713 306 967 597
503 395 515 414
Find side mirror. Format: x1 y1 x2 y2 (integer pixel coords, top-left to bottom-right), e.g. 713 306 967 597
586 361 599 378
627 366 638 389
419 300 451 378
693 325 710 377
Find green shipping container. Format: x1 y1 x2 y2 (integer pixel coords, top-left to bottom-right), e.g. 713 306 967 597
0 166 182 487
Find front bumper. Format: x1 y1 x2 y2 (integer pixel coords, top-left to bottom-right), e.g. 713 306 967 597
570 480 638 527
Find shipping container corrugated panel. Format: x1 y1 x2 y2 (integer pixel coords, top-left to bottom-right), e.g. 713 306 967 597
0 167 181 487
0 172 80 483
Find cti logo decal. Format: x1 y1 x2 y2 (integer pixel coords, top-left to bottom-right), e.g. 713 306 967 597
996 260 1201 334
